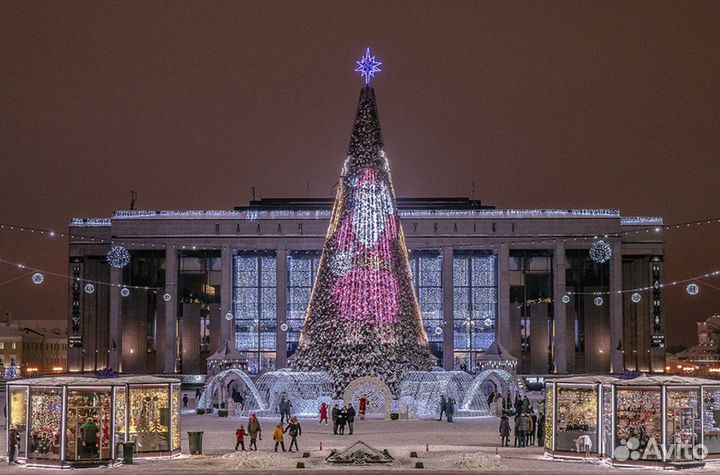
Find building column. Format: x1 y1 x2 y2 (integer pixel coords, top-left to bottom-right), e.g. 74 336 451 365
220 246 233 347
109 267 122 372
276 248 288 369
497 244 510 351
609 240 624 373
164 249 178 374
553 241 568 373
442 246 454 370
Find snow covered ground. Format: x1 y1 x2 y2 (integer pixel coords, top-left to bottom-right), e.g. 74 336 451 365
0 397 713 474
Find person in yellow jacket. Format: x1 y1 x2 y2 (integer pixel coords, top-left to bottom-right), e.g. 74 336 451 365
273 424 286 452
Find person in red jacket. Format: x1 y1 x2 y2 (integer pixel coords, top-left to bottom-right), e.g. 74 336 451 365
359 395 368 421
235 425 246 451
319 402 328 424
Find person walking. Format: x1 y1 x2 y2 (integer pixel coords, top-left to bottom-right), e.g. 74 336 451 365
273 424 286 452
337 407 347 435
513 395 522 415
332 404 340 435
525 411 534 446
499 414 511 447
522 395 531 413
346 404 356 435
183 394 189 408
285 416 302 452
513 413 520 447
235 425 246 451
359 395 368 421
7 425 20 465
248 414 262 451
319 402 328 424
438 395 447 421
81 417 99 457
195 387 202 400
446 397 455 423
517 412 529 448
278 397 288 424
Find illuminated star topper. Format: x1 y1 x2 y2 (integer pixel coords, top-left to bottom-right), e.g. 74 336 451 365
355 47 382 85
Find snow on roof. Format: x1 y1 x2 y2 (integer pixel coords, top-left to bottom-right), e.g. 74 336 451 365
546 374 718 386
7 375 181 387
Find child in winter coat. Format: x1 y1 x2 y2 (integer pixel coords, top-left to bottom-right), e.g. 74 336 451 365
273 424 286 452
235 425 246 451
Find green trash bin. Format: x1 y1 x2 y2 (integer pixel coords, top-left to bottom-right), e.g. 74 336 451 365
118 441 135 464
188 431 204 455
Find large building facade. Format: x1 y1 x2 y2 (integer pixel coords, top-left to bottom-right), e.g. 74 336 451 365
67 198 665 376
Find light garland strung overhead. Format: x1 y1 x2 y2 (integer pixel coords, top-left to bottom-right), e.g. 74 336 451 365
163 293 172 302
31 272 44 285
561 294 571 304
594 296 604 306
589 240 612 263
631 292 642 303
106 245 131 268
84 283 95 294
120 287 130 298
687 283 700 295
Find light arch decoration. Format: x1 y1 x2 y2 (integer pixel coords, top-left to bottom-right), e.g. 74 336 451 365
344 376 394 419
197 368 265 413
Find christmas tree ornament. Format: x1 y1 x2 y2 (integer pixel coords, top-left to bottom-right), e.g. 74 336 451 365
589 240 612 263
106 245 131 268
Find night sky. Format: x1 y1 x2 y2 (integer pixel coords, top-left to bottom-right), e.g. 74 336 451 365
1 1 719 348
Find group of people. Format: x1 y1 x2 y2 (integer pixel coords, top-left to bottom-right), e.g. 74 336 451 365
438 395 456 422
234 414 303 452
329 403 356 435
498 395 545 448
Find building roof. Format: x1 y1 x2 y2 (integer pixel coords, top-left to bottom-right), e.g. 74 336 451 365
7 375 181 387
207 339 248 362
477 340 518 362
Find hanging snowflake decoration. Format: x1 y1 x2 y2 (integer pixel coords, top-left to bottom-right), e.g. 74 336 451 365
224 312 234 321
120 287 130 298
561 294 571 304
106 246 131 269
280 323 289 332
434 326 443 336
484 318 493 327
31 272 44 285
589 240 612 263
594 296 604 306
84 283 95 294
163 293 172 302
631 292 642 303
687 283 700 296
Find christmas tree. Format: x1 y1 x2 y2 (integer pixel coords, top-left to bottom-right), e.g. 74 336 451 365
291 50 434 396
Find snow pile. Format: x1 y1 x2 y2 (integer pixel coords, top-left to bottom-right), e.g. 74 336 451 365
219 451 290 470
442 452 503 471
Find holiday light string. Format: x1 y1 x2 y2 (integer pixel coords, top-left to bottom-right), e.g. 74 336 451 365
0 258 162 291
1 214 719 254
565 268 720 296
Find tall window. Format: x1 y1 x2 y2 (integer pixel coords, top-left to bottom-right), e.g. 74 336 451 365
453 251 497 372
409 250 443 365
178 251 221 354
565 250 609 354
287 251 321 357
233 252 277 374
509 250 553 372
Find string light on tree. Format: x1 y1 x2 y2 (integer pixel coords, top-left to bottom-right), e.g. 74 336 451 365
631 292 642 303
31 272 44 285
589 240 612 263
106 246 131 268
687 283 700 296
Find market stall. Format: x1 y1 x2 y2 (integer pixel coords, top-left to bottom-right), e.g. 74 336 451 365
6 375 181 467
545 375 720 467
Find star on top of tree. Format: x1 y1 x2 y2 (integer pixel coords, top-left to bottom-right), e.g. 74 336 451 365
355 47 382 85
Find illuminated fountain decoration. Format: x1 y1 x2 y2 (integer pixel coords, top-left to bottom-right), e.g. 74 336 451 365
291 51 434 396
344 376 394 418
197 368 266 414
243 370 334 418
461 369 525 415
398 368 491 419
